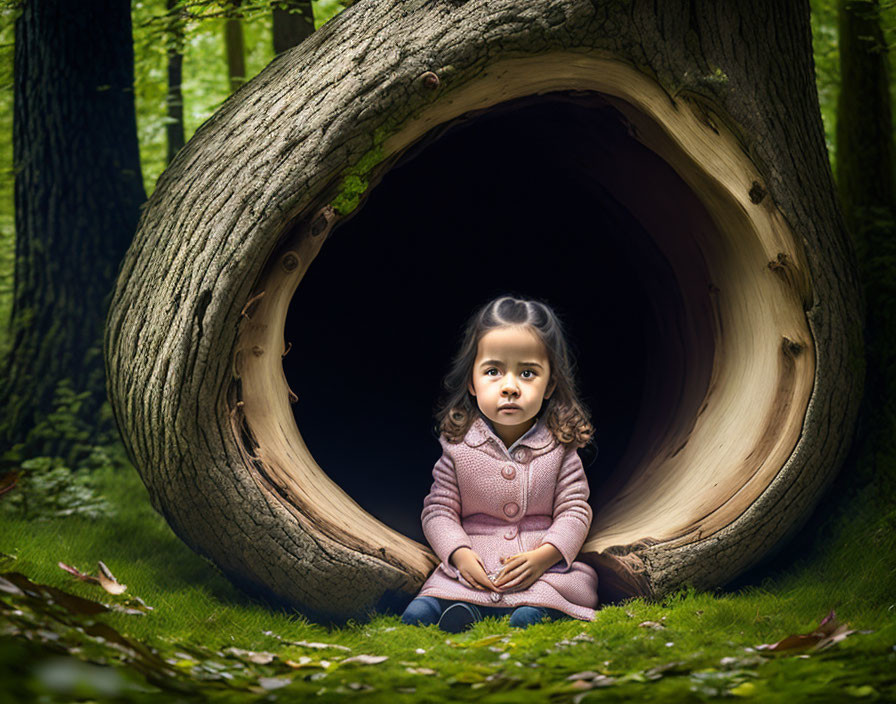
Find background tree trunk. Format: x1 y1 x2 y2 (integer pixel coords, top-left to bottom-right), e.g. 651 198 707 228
272 1 314 55
224 0 246 93
835 0 896 499
2 0 145 466
106 0 863 624
166 0 186 164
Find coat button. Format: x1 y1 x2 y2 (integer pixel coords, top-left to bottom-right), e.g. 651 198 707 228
490 591 503 602
504 528 517 540
503 502 519 517
501 465 516 479
513 447 531 463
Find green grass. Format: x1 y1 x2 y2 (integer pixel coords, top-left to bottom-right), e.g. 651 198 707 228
1 435 895 703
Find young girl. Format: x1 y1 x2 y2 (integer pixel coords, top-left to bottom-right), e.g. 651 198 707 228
401 295 599 632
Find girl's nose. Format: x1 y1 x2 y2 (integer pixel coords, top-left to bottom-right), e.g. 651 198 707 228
501 378 519 394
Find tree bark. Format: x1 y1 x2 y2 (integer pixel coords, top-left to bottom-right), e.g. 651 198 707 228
272 0 314 55
166 0 186 164
106 0 864 624
3 0 145 465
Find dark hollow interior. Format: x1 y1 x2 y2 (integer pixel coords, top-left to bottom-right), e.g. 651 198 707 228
284 92 714 544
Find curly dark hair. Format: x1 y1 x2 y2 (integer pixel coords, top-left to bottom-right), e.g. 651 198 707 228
434 294 595 449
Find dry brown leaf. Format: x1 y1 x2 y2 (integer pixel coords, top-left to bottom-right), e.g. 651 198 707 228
58 562 100 584
756 610 855 653
97 561 127 595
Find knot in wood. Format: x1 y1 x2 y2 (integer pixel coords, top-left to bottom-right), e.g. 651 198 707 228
749 181 766 204
421 71 440 89
252 345 264 357
311 215 329 237
782 337 803 357
281 252 299 272
768 252 789 272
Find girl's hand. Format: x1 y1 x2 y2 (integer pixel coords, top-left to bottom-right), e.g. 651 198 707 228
450 547 501 592
492 544 563 591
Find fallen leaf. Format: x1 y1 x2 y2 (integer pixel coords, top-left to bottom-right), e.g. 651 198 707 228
259 677 292 690
3 571 108 615
639 620 665 630
347 682 374 691
0 575 24 595
223 647 277 664
405 666 436 675
569 679 593 691
58 562 100 585
755 610 856 653
339 654 388 665
289 640 351 651
97 561 127 595
106 602 148 616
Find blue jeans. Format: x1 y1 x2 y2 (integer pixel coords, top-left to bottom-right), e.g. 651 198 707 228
401 596 568 629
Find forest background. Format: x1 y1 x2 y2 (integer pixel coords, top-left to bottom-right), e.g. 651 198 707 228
0 1 895 702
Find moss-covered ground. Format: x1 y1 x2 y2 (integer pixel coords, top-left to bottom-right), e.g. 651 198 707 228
1 419 895 704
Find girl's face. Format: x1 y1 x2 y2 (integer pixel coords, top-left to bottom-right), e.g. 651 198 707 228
467 325 556 442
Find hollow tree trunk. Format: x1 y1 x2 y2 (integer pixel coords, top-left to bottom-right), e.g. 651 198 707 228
2 0 144 465
105 1 863 624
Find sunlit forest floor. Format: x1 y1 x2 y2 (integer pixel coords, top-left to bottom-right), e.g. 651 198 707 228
1 429 894 703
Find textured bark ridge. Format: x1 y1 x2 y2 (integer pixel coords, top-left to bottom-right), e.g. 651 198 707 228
105 0 863 623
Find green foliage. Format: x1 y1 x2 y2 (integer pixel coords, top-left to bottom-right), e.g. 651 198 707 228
2 378 118 469
0 377 126 523
0 453 114 522
132 0 352 196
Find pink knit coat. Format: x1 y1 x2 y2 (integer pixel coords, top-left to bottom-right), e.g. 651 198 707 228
417 414 599 621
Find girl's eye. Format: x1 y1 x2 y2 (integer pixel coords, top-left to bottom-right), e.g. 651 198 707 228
485 368 500 376
521 370 536 379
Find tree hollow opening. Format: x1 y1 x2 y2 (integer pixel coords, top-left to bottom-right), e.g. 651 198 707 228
236 74 814 597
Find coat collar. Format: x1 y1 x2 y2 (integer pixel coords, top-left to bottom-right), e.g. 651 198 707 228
463 414 554 450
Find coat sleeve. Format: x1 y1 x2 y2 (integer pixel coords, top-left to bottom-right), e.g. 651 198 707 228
538 446 593 572
421 446 473 580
